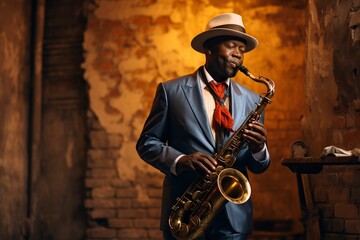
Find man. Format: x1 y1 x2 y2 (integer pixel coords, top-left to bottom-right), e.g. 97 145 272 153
136 13 270 240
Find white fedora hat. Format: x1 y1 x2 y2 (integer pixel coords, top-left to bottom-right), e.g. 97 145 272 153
191 13 258 53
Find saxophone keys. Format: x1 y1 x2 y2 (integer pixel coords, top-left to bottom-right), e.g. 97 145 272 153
192 190 202 200
189 216 201 228
177 224 190 238
200 201 212 215
209 172 218 181
184 200 193 210
223 153 234 165
215 166 224 173
202 180 212 189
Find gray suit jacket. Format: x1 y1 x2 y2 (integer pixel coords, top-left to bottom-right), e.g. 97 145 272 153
136 68 270 234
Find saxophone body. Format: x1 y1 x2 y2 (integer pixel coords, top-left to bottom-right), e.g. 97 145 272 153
168 65 275 240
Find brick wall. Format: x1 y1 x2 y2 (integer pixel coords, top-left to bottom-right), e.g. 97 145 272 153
303 0 360 238
85 111 163 239
82 0 306 239
310 165 360 238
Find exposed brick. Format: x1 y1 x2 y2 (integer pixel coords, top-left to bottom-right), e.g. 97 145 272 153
341 171 360 186
118 229 148 238
334 204 359 219
88 149 109 160
85 199 117 208
328 188 350 202
92 187 116 198
351 187 360 203
90 130 109 148
322 218 345 233
134 219 159 229
110 28 131 38
117 208 147 218
107 150 121 158
89 168 117 178
133 199 161 208
86 227 117 238
147 188 162 198
108 133 123 148
88 158 115 168
154 16 172 25
144 176 163 188
85 178 114 188
148 229 162 239
116 188 137 198
319 204 334 218
108 218 134 228
322 233 359 240
314 188 328 203
115 199 133 208
111 179 131 188
87 18 99 30
148 208 161 218
102 20 122 28
131 15 152 26
345 219 360 234
312 173 339 187
90 209 116 219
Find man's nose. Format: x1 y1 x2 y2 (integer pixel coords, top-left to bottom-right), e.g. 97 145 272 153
232 49 242 59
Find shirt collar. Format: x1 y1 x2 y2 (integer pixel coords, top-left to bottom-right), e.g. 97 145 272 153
201 66 230 87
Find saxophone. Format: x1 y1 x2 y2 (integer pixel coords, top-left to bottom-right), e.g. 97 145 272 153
168 65 275 240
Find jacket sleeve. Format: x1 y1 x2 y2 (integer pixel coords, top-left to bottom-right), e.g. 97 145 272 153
136 83 183 175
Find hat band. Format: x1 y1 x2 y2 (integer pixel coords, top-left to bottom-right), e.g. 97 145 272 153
212 24 246 33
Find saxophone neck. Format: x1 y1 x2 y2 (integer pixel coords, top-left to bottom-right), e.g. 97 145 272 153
237 65 275 99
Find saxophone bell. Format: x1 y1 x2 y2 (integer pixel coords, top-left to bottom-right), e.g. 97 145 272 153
218 168 251 204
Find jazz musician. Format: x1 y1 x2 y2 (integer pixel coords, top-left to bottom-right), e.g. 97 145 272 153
136 13 271 240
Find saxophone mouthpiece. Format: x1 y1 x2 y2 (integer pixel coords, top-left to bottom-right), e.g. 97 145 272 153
236 64 248 74
237 65 256 79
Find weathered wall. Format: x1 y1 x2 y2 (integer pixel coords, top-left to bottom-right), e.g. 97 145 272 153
304 0 360 154
0 0 31 238
28 1 89 239
0 0 88 239
303 0 360 238
83 0 306 238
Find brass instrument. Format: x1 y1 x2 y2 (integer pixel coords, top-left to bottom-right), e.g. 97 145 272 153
168 65 275 240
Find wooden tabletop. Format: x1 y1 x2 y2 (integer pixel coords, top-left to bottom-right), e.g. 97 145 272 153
281 156 360 174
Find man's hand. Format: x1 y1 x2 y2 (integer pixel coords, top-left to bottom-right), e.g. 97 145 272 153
176 152 217 175
243 119 268 153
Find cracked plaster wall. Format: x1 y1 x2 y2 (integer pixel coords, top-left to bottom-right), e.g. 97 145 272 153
83 0 306 225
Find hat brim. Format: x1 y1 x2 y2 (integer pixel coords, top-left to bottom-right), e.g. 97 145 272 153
191 28 258 53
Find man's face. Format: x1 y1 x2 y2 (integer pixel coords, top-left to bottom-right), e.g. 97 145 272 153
206 37 246 81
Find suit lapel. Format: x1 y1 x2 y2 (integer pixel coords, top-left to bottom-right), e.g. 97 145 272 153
181 70 215 149
230 81 247 131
